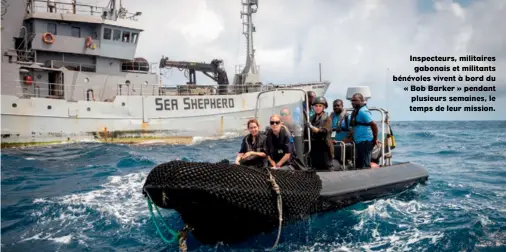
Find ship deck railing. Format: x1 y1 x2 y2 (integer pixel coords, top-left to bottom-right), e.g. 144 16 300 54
14 56 158 74
9 80 325 101
28 0 141 20
48 60 97 72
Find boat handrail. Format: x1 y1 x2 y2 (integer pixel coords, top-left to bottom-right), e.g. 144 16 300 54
333 141 357 170
8 79 328 101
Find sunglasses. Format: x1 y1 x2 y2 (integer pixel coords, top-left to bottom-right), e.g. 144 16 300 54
270 120 281 125
280 112 290 116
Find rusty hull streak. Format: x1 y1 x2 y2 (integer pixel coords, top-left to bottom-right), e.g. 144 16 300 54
1 129 195 148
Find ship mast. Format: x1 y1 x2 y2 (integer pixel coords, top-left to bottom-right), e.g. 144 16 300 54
235 0 260 85
103 0 126 21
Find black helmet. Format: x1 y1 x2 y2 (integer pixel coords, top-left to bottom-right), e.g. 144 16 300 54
312 96 328 108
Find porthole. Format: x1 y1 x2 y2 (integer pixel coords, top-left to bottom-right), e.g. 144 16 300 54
12 103 17 108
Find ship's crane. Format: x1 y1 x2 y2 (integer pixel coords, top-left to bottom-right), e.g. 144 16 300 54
159 56 229 85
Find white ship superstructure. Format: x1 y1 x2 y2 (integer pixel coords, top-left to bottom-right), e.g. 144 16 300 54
0 0 330 147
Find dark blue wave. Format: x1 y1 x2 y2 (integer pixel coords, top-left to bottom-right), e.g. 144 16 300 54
1 121 506 251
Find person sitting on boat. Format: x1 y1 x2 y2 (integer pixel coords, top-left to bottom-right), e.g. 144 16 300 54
330 99 353 165
305 97 335 170
280 107 303 136
349 93 380 169
234 119 267 168
264 114 294 169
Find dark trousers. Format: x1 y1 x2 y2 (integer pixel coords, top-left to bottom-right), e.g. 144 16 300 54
355 140 374 169
309 142 334 171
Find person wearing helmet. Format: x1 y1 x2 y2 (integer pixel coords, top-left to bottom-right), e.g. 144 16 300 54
304 96 335 170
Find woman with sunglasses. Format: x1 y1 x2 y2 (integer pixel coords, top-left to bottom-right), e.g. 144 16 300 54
264 114 294 169
234 119 267 168
305 96 335 170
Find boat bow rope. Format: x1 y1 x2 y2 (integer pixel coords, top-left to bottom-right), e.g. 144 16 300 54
144 167 284 251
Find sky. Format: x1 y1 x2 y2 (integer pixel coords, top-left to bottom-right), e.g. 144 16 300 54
114 0 504 121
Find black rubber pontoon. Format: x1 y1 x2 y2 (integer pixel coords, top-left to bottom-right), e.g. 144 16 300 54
142 160 428 245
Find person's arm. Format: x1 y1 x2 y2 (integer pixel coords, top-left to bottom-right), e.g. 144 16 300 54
251 151 266 157
235 153 244 164
268 156 278 167
359 110 379 143
276 131 292 167
277 153 291 167
312 116 332 135
235 139 248 164
263 137 276 167
371 122 379 143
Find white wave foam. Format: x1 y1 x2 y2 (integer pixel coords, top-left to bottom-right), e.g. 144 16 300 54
191 131 242 145
19 232 72 245
34 171 151 225
27 170 177 246
342 198 444 251
48 235 72 244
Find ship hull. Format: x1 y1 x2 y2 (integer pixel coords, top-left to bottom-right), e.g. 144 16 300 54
1 83 329 147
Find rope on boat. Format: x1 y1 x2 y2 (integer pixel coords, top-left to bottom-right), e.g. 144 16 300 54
145 189 189 251
266 167 283 250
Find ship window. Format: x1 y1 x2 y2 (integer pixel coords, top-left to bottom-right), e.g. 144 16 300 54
47 23 57 35
113 29 121 41
103 28 111 40
122 31 130 43
71 26 81 38
131 33 138 43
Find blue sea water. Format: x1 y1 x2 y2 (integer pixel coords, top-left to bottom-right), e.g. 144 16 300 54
1 121 506 252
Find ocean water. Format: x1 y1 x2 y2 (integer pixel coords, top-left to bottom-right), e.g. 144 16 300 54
1 121 505 252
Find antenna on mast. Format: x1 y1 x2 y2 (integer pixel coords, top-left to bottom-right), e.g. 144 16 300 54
233 0 260 88
319 63 322 82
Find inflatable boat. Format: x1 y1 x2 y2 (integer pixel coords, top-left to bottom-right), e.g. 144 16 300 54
141 87 429 247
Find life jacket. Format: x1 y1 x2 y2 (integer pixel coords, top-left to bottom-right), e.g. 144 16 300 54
332 112 350 132
265 126 295 159
349 104 371 127
240 133 267 168
243 134 265 153
310 112 331 142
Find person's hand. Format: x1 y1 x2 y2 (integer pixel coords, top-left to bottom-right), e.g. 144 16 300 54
234 160 240 165
332 140 337 144
374 140 380 146
311 126 318 133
